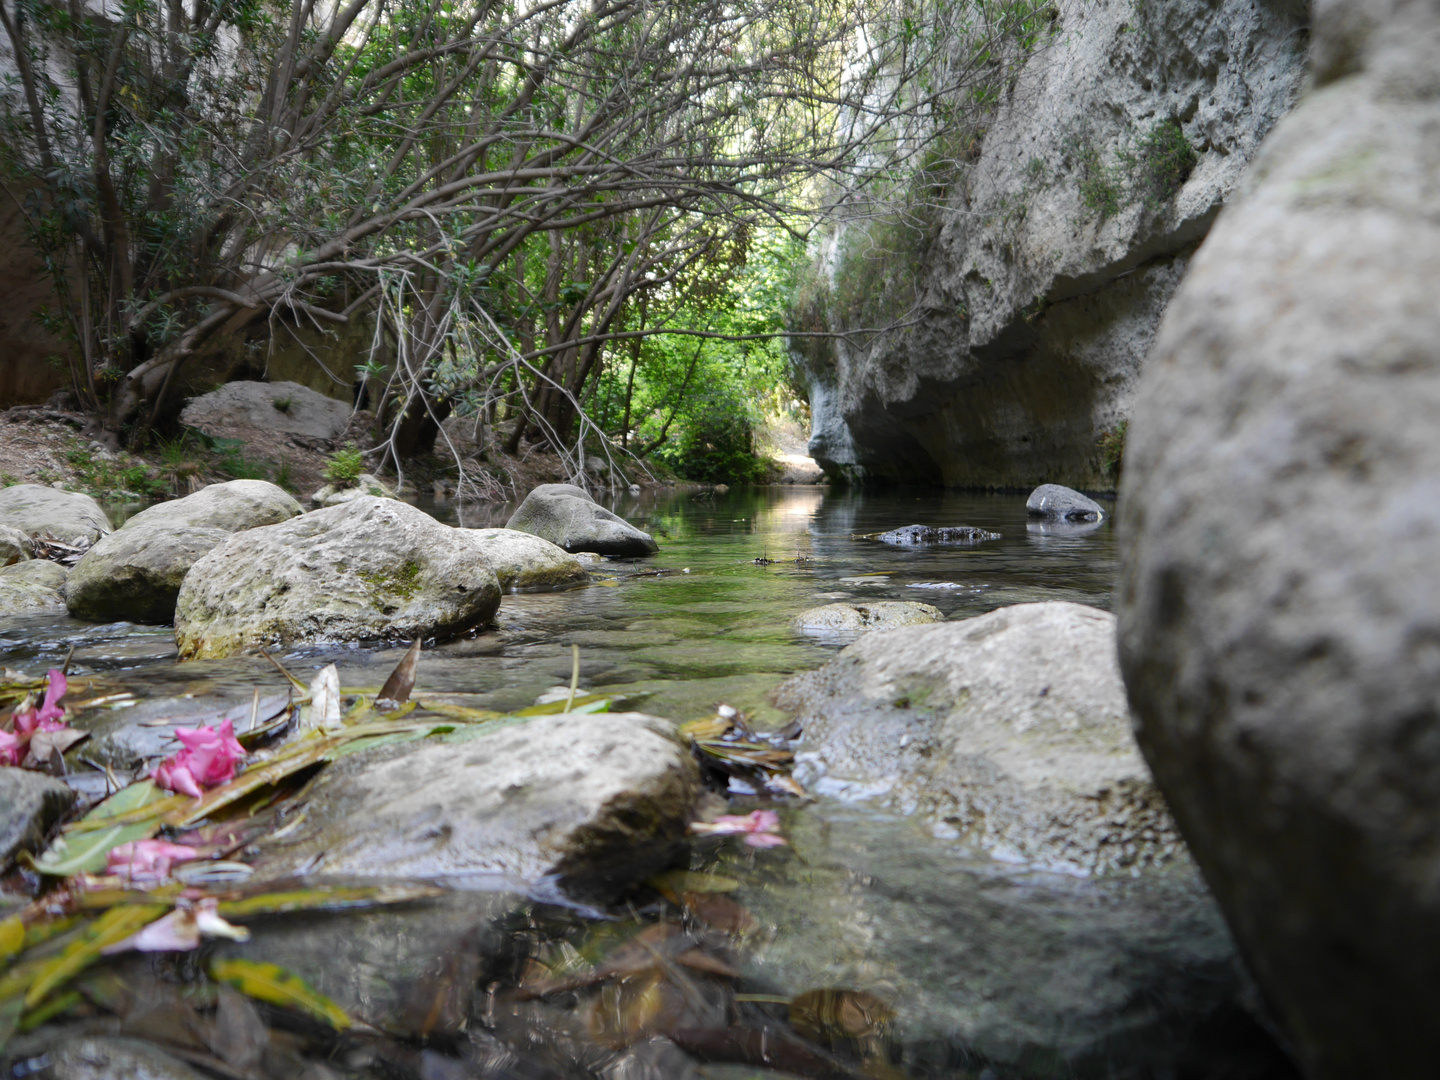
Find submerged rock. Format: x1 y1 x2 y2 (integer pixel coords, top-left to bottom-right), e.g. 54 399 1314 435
720 799 1283 1079
874 524 1000 545
778 602 1180 874
310 472 397 507
1025 484 1105 522
463 528 589 591
506 484 658 557
791 601 942 634
179 379 352 441
0 524 31 565
1116 0 1440 1073
260 712 698 887
0 768 75 865
0 484 111 544
121 479 302 533
174 497 501 658
65 526 233 624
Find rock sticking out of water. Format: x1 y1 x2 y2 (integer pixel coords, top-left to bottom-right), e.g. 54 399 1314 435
174 496 501 658
0 767 75 866
464 527 590 591
506 483 658 557
258 712 699 889
311 471 398 507
779 601 1182 875
791 601 943 634
1025 483 1105 522
874 524 1000 545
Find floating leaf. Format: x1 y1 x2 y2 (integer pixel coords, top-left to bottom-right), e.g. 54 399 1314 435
209 959 351 1030
377 639 421 705
35 782 179 876
25 904 167 1007
513 693 613 717
788 988 896 1048
217 883 443 920
17 989 81 1031
648 870 740 895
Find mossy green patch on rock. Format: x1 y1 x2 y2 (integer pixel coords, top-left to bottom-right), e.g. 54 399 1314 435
360 560 423 608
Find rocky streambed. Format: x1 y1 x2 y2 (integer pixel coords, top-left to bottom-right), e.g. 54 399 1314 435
0 483 1297 1080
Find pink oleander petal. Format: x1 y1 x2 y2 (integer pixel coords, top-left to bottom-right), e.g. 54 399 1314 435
0 731 23 767
742 832 789 848
748 809 781 832
36 670 67 724
194 900 249 943
152 759 204 799
107 839 203 884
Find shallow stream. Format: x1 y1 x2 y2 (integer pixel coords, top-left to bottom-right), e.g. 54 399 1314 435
0 488 1299 1079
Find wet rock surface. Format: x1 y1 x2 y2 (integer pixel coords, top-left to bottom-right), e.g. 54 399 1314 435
0 766 75 864
32 1034 207 1080
717 799 1284 1079
120 479 302 533
1116 0 1440 1073
791 601 942 634
260 712 699 887
464 528 590 591
65 525 233 624
179 379 352 441
779 602 1181 874
174 497 501 658
874 524 1001 545
0 484 111 543
507 484 659 557
1025 484 1105 522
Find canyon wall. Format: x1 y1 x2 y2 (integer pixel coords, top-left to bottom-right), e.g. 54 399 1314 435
794 0 1310 490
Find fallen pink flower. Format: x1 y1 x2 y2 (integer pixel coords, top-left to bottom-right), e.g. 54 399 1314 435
688 809 788 848
101 897 249 954
2 672 80 768
106 839 204 886
0 729 23 767
151 720 246 798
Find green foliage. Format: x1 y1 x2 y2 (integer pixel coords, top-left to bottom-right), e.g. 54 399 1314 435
1098 420 1127 479
324 443 365 485
1131 120 1198 208
650 386 767 484
1065 127 1121 219
64 447 167 501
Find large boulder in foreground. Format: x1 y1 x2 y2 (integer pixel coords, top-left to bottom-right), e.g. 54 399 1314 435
0 484 111 543
66 481 303 624
65 526 232 624
261 712 698 887
464 528 589 591
778 602 1181 875
1116 3 1440 1076
121 479 302 532
505 483 658 557
174 497 501 658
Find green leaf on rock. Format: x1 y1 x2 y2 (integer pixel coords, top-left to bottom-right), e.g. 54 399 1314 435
209 959 351 1030
218 883 443 919
24 904 167 1007
35 782 175 876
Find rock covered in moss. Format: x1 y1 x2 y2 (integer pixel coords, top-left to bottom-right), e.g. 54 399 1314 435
259 712 699 886
0 484 111 544
121 479 302 532
174 497 501 658
791 601 943 633
505 483 658 557
463 528 589 591
778 602 1181 875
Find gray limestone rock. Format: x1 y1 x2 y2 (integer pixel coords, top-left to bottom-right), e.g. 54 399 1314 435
794 0 1308 491
1115 1 1440 1074
120 479 302 533
0 484 111 544
791 601 943 634
0 576 66 615
310 472 397 507
506 484 658 557
174 497 501 658
1025 484 1105 522
66 525 233 624
0 559 66 590
778 602 1181 874
0 524 31 565
874 524 1001 544
259 712 699 886
463 528 589 591
179 379 352 440
0 767 75 865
